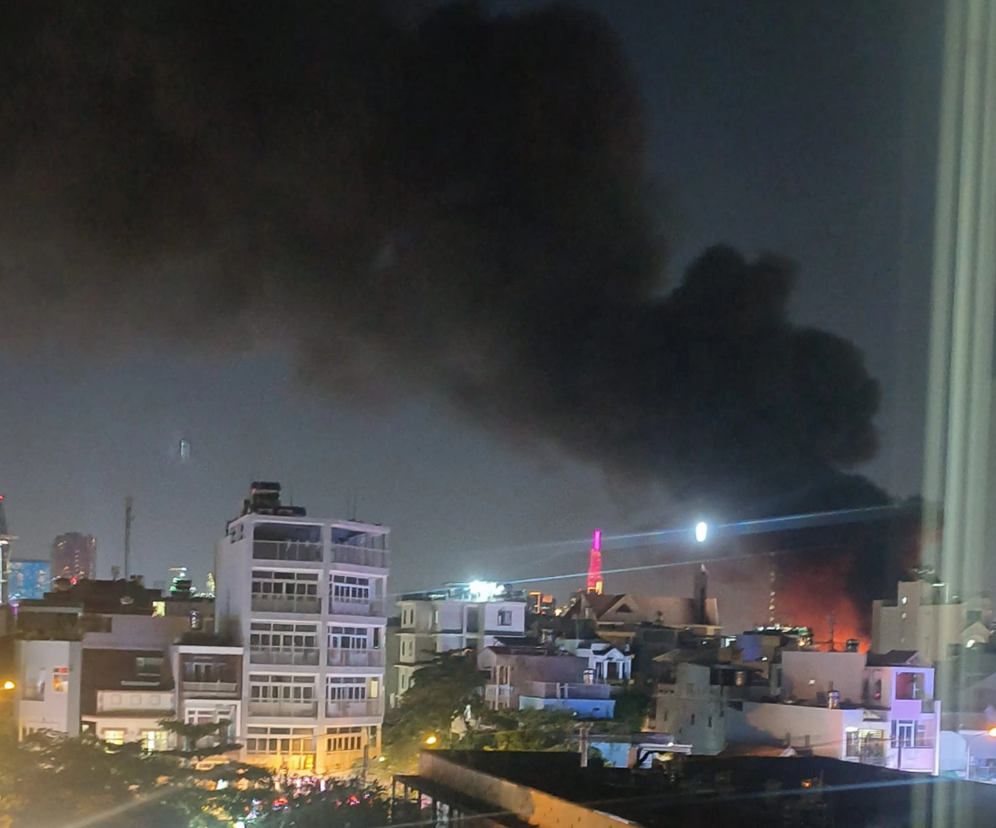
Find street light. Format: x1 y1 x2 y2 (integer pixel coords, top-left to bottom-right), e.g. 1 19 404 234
1 681 14 692
424 734 438 746
965 728 996 780
694 522 709 543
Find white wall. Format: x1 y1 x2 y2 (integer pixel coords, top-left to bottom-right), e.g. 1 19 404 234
726 702 862 759
16 639 82 737
781 652 865 704
483 602 525 634
83 614 190 650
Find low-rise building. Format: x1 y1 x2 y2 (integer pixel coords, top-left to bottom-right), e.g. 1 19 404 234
396 583 526 700
725 650 941 775
478 644 615 719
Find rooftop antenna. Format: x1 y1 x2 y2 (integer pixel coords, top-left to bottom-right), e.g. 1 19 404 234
124 495 134 579
350 490 359 521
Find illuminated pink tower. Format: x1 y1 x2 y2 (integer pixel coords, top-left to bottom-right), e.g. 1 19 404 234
586 529 603 595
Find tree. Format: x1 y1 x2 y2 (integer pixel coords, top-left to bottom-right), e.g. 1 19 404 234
382 651 484 768
462 708 578 751
612 688 653 731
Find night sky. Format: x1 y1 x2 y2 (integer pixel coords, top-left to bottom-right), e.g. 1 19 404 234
0 1 944 605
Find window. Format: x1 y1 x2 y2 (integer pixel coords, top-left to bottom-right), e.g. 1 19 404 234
184 660 227 682
250 621 318 654
328 625 370 650
326 726 363 753
497 609 512 627
891 720 915 748
369 678 380 699
142 730 169 751
103 730 125 746
326 677 367 701
708 716 713 728
845 730 860 757
246 726 314 755
135 657 163 682
52 667 68 693
251 570 320 609
249 675 316 704
690 714 696 725
330 574 370 603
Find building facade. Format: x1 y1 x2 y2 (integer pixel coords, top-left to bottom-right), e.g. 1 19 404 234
725 650 941 774
395 584 526 701
51 533 97 583
478 645 616 718
214 482 388 776
9 560 51 602
872 579 993 662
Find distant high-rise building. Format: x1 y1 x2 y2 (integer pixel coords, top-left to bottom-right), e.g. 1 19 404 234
586 529 603 595
0 495 12 603
51 533 97 582
10 560 51 602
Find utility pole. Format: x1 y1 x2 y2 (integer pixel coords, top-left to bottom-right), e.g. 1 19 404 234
124 495 134 579
578 723 592 768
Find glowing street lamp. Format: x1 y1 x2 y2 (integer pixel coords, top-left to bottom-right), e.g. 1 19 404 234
694 522 709 543
424 734 438 746
1 681 13 691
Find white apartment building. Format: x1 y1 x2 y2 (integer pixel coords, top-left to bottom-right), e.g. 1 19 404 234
16 639 82 738
872 579 993 662
395 583 526 702
215 482 388 776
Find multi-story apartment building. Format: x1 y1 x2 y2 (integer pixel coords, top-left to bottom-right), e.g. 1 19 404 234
215 482 388 777
395 583 526 702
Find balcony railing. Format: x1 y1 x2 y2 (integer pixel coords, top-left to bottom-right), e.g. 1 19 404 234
248 700 318 718
251 595 322 614
253 540 323 562
183 680 238 697
329 598 385 617
250 646 321 666
326 648 385 668
325 698 384 718
521 681 612 700
329 544 388 569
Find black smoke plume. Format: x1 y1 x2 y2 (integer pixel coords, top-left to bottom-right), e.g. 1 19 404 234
0 1 881 515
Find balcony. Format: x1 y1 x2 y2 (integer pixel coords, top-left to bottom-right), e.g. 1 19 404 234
521 681 612 700
485 684 513 707
325 698 384 719
250 646 320 666
248 700 318 718
329 598 385 618
329 544 388 569
327 648 385 668
253 540 323 563
183 680 239 698
251 595 321 614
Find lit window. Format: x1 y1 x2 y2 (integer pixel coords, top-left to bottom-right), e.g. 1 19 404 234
52 668 68 693
369 678 380 699
103 730 125 746
142 730 169 751
901 596 908 605
497 609 513 626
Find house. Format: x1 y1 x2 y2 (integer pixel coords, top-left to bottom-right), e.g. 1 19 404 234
725 650 941 775
557 638 632 684
396 583 526 701
478 645 615 719
655 661 763 755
